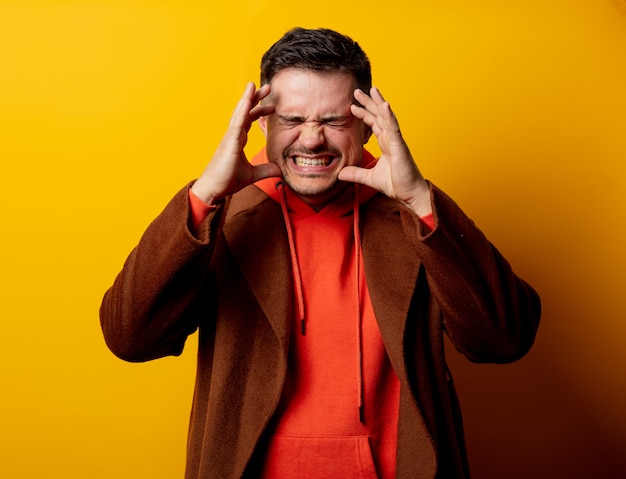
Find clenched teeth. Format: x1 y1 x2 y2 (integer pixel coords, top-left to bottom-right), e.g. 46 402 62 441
293 156 333 167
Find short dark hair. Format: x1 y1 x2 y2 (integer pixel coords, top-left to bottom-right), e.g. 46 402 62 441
260 27 372 92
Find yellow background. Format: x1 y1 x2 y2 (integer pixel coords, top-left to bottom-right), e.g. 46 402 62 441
1 0 625 477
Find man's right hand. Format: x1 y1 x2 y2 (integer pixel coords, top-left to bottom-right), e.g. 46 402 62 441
190 82 282 205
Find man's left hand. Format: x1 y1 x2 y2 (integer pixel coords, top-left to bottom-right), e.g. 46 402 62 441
339 87 432 217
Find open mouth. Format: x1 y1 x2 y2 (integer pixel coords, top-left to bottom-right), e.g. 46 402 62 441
292 156 334 167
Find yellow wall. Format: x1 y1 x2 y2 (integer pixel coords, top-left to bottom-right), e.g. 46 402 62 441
1 0 625 477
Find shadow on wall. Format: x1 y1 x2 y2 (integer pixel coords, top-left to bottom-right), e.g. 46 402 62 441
447 341 626 479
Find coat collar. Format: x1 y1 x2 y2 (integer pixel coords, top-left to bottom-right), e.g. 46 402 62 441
222 185 293 354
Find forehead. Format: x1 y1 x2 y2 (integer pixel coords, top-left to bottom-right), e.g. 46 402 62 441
268 68 355 116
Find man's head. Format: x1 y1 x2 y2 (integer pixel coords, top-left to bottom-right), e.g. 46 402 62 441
258 28 373 209
260 27 371 93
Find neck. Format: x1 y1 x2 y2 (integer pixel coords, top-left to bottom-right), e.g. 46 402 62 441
290 182 353 211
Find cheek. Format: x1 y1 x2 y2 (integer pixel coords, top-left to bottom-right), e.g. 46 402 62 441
267 127 300 149
330 130 364 154
265 130 301 163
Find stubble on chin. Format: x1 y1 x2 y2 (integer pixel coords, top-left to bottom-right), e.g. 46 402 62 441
282 170 348 201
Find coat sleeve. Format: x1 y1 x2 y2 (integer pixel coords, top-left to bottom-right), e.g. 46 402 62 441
403 183 541 364
100 182 221 362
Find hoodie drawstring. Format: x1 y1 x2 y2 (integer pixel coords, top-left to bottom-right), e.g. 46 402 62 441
276 181 365 424
277 181 307 335
353 186 365 424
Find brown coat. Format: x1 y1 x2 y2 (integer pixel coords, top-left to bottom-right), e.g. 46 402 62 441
100 182 540 479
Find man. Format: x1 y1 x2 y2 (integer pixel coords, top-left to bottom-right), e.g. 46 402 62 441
101 27 541 479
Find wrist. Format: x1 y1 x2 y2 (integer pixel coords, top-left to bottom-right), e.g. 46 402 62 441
190 181 221 206
403 180 432 217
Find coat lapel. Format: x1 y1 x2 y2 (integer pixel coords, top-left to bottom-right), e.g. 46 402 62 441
222 185 292 353
361 196 422 374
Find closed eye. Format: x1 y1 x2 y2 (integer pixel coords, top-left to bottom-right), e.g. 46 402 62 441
275 114 352 129
323 117 351 128
277 115 305 127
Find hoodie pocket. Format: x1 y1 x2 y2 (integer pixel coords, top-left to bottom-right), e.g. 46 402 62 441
261 435 379 478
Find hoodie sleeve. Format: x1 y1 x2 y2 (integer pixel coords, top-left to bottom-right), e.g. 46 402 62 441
100 182 222 362
402 182 541 364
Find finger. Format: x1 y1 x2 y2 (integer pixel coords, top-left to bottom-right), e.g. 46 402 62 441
251 162 282 183
229 82 256 129
250 103 275 122
354 88 376 112
351 92 379 125
351 102 384 138
355 87 387 114
369 86 387 105
350 102 368 121
250 83 273 121
253 83 271 103
368 87 401 135
353 88 394 134
230 82 273 132
338 165 373 187
369 87 396 121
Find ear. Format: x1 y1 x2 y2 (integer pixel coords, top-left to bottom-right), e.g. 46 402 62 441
363 124 373 145
258 115 268 138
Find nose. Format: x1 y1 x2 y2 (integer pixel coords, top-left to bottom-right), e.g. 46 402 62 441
298 122 325 150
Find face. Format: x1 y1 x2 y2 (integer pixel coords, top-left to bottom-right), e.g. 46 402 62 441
258 68 370 208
